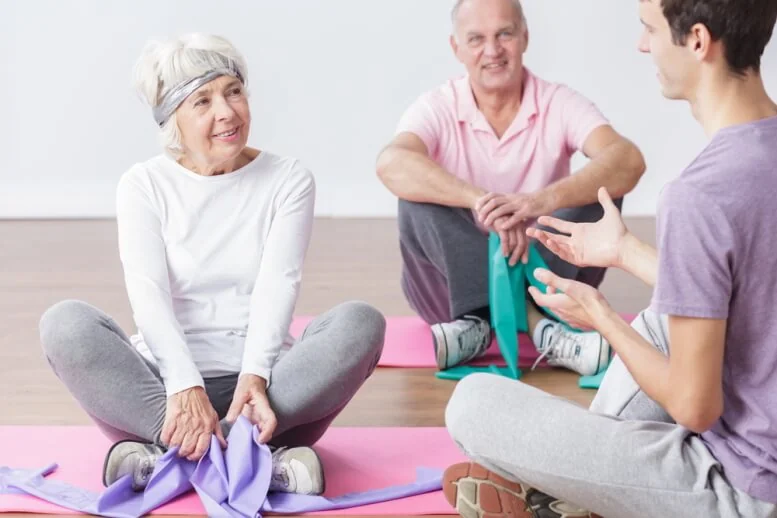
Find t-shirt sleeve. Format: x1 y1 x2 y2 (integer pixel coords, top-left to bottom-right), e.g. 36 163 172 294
651 182 734 319
556 86 610 153
394 93 443 156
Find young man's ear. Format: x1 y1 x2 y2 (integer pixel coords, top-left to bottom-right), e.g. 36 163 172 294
689 22 713 62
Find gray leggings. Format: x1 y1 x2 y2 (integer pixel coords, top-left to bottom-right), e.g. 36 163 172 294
446 309 777 517
39 300 385 449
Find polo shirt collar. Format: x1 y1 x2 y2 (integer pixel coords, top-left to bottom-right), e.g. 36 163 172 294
454 67 539 139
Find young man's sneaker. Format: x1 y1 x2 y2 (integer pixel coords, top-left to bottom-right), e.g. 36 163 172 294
270 446 325 495
431 316 491 370
102 440 164 491
532 320 610 376
443 462 599 518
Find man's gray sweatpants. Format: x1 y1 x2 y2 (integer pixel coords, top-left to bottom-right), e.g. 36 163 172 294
39 300 385 449
398 198 622 324
445 309 777 517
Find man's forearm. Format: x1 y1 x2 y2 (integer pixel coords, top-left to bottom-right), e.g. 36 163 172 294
536 139 645 215
377 147 485 209
617 233 658 287
594 308 722 432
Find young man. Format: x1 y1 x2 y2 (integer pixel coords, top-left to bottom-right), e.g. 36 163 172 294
442 0 777 517
376 0 645 377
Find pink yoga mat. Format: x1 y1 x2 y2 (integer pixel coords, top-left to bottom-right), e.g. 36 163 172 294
291 314 636 369
0 426 463 516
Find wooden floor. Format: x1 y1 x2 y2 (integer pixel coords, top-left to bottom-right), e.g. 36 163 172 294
0 217 655 517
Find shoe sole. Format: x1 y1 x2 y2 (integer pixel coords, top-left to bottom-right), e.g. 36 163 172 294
443 463 600 518
443 462 533 517
431 324 449 370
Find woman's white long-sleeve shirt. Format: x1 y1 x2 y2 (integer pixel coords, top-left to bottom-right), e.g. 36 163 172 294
115 151 315 397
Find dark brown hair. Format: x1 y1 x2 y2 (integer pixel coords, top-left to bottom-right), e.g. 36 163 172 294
660 0 777 74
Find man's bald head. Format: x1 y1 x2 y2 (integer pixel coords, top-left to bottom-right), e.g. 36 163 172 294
451 0 526 33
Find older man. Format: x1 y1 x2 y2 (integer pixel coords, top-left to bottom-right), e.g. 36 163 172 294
376 0 645 375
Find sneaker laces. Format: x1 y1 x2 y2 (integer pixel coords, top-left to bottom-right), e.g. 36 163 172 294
137 455 156 485
270 446 290 487
456 317 490 357
531 326 580 371
130 447 160 489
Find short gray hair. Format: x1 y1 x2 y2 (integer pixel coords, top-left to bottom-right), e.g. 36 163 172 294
132 33 249 157
451 0 527 30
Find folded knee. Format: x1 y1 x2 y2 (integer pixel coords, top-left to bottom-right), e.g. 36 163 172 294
39 299 100 363
397 198 427 216
397 199 422 238
398 199 450 236
335 301 386 355
445 374 502 448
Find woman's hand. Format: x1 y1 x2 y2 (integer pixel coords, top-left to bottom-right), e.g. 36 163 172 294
226 374 278 444
526 187 628 269
161 386 227 461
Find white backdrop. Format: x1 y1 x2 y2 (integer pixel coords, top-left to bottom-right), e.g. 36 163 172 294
1 0 775 218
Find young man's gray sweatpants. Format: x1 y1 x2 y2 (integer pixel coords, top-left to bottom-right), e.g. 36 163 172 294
445 309 777 517
39 300 385 449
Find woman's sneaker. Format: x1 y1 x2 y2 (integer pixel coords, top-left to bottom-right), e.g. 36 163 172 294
102 440 164 491
270 446 326 495
102 440 325 496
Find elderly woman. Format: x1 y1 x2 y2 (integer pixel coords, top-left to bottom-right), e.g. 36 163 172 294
38 33 386 495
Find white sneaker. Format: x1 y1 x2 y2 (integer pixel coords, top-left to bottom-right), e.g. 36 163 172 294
102 440 164 491
270 446 325 495
532 320 610 376
431 316 491 370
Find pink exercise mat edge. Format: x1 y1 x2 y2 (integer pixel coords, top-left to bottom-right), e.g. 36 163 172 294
0 425 464 516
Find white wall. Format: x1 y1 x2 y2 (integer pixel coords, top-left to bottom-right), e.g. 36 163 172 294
1 0 775 218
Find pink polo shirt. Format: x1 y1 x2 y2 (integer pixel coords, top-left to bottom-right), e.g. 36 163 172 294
395 68 609 195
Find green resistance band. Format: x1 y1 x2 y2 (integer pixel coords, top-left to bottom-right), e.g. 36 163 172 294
435 233 609 389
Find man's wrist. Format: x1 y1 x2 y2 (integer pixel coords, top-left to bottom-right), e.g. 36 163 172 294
531 189 558 217
616 232 639 271
467 187 487 210
592 301 620 339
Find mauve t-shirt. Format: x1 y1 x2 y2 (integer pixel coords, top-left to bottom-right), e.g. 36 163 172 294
652 115 777 504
